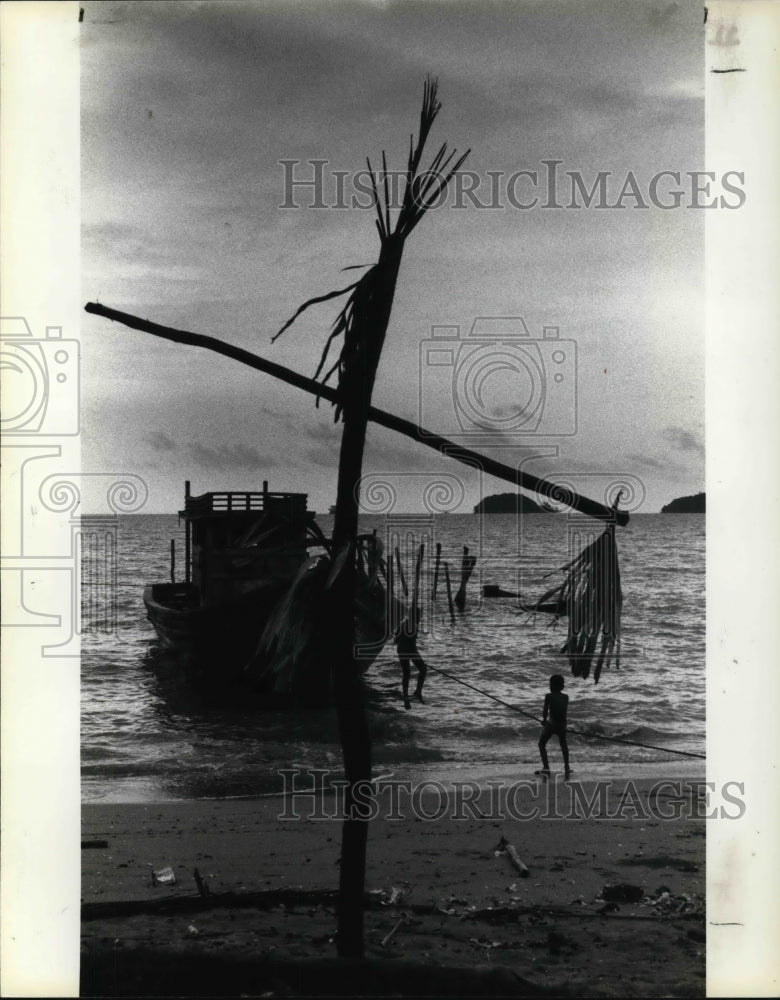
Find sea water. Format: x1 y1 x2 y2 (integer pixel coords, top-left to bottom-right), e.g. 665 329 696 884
81 513 704 802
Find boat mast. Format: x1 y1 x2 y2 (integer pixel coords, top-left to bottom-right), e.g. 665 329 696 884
184 479 191 584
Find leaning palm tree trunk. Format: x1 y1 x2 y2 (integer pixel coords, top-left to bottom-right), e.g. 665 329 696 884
82 306 629 526
275 77 468 958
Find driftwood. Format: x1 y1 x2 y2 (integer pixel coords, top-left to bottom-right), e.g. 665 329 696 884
497 836 530 878
82 887 701 925
483 585 519 598
193 868 210 898
380 912 409 948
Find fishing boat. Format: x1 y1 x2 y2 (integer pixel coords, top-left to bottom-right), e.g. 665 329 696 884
143 481 392 701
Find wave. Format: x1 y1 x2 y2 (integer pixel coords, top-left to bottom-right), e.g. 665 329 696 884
572 722 697 743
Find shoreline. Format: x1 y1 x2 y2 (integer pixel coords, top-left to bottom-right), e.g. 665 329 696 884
82 776 706 996
82 759 706 806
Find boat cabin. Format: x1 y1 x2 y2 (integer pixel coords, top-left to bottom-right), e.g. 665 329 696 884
179 480 313 605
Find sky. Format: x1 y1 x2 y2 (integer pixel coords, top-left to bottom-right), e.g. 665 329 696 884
81 0 705 514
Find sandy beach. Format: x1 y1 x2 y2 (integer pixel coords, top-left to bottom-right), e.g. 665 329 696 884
81 775 705 997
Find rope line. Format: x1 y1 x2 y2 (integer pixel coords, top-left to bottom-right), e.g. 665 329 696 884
425 663 706 760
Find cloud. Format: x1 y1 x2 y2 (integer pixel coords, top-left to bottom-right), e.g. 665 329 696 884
145 432 274 470
147 430 177 452
363 433 452 474
301 418 341 466
626 452 664 470
647 2 680 26
662 425 704 456
188 442 272 470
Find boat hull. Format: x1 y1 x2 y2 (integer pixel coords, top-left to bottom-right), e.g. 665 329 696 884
143 580 289 682
143 570 393 703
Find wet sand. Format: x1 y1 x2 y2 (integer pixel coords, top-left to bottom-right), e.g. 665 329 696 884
81 777 705 997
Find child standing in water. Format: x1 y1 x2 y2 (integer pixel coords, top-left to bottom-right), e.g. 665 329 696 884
538 674 571 778
394 606 428 710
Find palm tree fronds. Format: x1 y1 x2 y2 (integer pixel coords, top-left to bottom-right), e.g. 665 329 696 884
274 75 469 422
273 281 360 343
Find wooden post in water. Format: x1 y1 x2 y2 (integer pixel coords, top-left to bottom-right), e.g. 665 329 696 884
454 545 477 612
169 539 175 584
386 545 396 639
443 561 456 623
412 543 424 613
394 547 408 598
432 542 442 601
184 481 191 584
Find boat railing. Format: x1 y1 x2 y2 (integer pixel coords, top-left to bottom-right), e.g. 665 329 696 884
182 491 308 516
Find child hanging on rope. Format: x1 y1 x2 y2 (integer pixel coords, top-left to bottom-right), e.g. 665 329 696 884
537 674 571 778
394 605 428 710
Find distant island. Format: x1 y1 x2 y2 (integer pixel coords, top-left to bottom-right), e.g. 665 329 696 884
473 492 551 514
661 492 705 513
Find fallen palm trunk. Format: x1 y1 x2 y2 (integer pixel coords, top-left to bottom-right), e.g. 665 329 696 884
82 314 629 527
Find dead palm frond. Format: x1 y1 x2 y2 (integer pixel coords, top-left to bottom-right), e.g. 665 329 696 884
529 526 623 684
273 76 469 422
